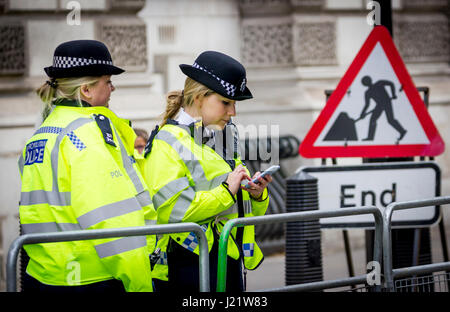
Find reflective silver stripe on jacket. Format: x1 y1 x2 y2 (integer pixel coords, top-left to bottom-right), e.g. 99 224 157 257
18 154 25 177
218 203 238 216
112 126 153 208
145 219 157 225
244 199 252 214
19 117 148 237
21 222 82 234
153 130 230 219
77 197 143 229
95 236 147 258
217 199 252 217
51 118 93 195
20 190 71 206
168 187 196 223
19 118 93 208
155 130 224 190
152 177 190 209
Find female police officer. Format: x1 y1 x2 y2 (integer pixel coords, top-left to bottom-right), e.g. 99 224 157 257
141 51 272 291
18 40 156 292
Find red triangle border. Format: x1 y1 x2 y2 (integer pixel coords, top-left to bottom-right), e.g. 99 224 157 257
299 26 445 158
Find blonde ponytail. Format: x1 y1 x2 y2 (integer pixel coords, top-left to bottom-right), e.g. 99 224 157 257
160 77 214 127
161 90 184 127
36 76 101 122
36 81 57 121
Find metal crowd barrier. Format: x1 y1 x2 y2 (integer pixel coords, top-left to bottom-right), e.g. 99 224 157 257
8 196 450 293
216 206 384 292
383 196 450 292
6 223 209 292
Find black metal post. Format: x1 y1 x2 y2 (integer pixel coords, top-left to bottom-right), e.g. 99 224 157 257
378 0 393 36
323 90 356 286
343 230 356 290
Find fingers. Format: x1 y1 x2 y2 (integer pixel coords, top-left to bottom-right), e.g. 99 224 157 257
228 165 248 180
254 175 270 188
226 165 252 195
252 171 261 179
244 177 264 190
230 166 275 198
242 174 273 198
235 165 250 180
252 173 272 186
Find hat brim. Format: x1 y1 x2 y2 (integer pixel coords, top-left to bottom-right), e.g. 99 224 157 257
44 64 125 78
179 64 253 101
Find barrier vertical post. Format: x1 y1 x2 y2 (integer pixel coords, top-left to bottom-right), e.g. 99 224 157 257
217 220 236 292
383 196 450 291
217 207 383 292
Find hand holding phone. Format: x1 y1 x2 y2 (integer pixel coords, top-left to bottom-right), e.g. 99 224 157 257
241 165 280 188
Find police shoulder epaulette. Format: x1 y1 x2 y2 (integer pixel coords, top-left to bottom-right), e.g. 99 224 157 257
144 125 159 158
93 114 116 147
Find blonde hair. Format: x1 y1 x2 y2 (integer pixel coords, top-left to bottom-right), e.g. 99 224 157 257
36 76 101 121
161 77 214 127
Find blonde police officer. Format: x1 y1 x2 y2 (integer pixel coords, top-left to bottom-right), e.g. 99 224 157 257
18 40 156 292
141 51 272 291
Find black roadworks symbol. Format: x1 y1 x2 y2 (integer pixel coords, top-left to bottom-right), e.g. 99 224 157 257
324 75 407 144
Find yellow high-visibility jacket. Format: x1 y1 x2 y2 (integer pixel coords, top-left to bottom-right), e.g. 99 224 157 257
18 100 157 292
141 121 269 281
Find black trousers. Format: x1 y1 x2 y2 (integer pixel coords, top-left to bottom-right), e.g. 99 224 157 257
166 238 244 292
22 273 125 293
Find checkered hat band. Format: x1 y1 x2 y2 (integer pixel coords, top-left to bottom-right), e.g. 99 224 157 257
53 56 113 69
192 62 236 97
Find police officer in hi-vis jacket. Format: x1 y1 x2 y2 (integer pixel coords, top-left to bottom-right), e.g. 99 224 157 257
18 40 157 292
141 51 273 292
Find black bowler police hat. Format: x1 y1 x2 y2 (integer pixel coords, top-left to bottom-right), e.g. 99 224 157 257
44 40 124 78
179 51 253 101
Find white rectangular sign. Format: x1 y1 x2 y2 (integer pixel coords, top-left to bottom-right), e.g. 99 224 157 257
298 162 440 228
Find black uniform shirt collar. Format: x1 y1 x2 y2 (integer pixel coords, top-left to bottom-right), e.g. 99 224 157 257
53 98 92 107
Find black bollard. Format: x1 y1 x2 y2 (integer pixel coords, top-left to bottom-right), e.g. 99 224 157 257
285 171 323 287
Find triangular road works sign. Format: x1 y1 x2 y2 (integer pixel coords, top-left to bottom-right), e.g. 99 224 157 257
299 26 445 158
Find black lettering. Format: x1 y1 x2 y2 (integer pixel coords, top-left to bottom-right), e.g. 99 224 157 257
361 190 376 206
340 185 356 208
381 183 396 207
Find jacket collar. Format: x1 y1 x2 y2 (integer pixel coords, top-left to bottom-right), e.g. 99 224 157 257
52 100 135 154
53 98 92 107
176 109 216 142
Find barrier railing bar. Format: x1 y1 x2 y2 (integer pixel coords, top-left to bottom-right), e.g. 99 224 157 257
7 223 209 292
259 274 368 292
217 206 383 292
383 196 450 291
392 262 450 280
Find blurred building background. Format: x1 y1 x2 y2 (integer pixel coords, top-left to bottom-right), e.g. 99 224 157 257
0 0 449 289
